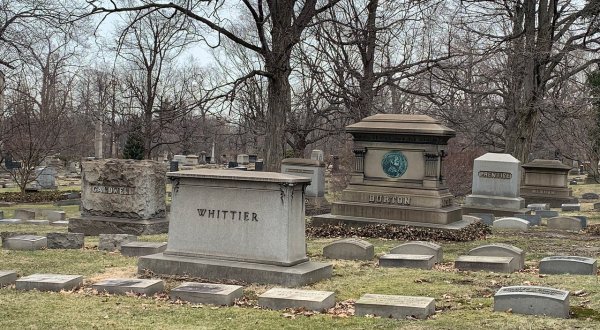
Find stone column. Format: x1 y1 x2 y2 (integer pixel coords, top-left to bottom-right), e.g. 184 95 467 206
424 153 439 178
353 148 366 173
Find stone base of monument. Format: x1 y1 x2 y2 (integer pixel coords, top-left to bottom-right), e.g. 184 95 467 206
68 216 169 236
138 253 333 287
521 195 578 208
311 213 472 231
305 197 331 216
461 205 530 218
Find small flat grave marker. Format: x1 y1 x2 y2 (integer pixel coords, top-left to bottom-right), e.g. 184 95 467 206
561 203 581 212
50 220 69 227
14 209 35 220
468 243 525 270
455 255 515 273
98 234 137 251
547 217 583 232
536 210 559 218
389 241 443 263
258 288 335 311
468 213 494 226
47 211 66 221
527 204 549 211
0 270 17 286
494 286 569 318
512 214 541 226
46 232 84 249
93 278 164 296
322 238 374 261
170 282 243 306
493 217 530 231
4 235 47 251
594 202 600 211
16 274 83 292
355 294 435 320
378 254 435 270
539 256 597 275
25 220 50 226
0 219 23 225
120 241 167 257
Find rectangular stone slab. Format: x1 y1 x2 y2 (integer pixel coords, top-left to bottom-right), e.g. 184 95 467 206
0 219 24 225
16 274 83 292
50 220 69 226
4 235 47 251
92 278 164 296
322 238 374 261
258 288 335 311
0 271 17 286
121 242 167 257
355 294 435 319
536 210 559 218
494 286 569 318
25 220 50 226
14 209 35 220
455 255 515 273
561 204 580 211
170 282 243 306
378 254 435 270
539 256 598 275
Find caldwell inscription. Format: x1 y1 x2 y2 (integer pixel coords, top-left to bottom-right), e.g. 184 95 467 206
478 171 512 179
197 208 258 222
369 195 411 205
91 185 135 195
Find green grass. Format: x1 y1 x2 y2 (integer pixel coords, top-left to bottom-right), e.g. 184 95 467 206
1 181 600 329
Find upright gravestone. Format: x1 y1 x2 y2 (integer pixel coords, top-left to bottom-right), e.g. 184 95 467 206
313 114 466 230
237 154 249 165
520 159 577 207
281 158 326 199
138 169 332 286
68 159 169 235
35 167 57 189
310 150 324 162
463 153 528 216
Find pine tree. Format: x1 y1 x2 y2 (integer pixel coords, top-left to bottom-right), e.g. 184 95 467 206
122 123 145 160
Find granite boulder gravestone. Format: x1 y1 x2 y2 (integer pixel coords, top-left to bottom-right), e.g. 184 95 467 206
68 159 169 235
322 238 374 260
547 217 584 232
464 153 528 216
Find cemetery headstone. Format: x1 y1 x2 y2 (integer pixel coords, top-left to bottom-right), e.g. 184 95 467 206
313 114 466 230
50 220 69 227
389 241 443 263
493 217 530 231
0 270 17 286
462 215 482 224
0 210 3 219
173 155 186 163
138 169 332 286
25 220 50 226
281 158 326 198
248 154 258 163
14 209 35 220
0 219 23 225
120 241 167 257
184 155 199 166
237 154 249 165
512 213 541 226
93 278 164 296
539 256 597 275
35 166 57 189
454 256 515 273
573 215 588 227
569 180 577 185
322 238 374 260
47 211 66 222
581 192 599 199
467 243 525 270
98 234 137 251
536 210 559 218
310 150 324 161
493 286 569 318
594 202 600 210
228 161 238 168
169 160 179 172
520 159 577 207
258 288 335 311
199 151 207 164
16 274 83 292
547 217 583 232
46 232 84 249
464 153 528 216
254 161 264 171
331 155 340 172
561 203 581 211
170 282 243 306
379 254 435 269
68 159 169 235
467 213 495 226
4 235 47 250
355 294 435 320
527 203 550 211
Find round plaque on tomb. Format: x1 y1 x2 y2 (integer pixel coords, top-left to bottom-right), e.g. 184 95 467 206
381 151 408 178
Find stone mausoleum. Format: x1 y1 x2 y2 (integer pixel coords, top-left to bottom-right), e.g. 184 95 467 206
313 114 466 229
520 159 577 207
69 159 169 235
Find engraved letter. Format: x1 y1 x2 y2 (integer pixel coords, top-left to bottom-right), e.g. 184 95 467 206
252 213 258 221
369 195 375 202
208 210 215 218
198 209 207 217
230 211 237 220
244 212 249 221
222 211 228 219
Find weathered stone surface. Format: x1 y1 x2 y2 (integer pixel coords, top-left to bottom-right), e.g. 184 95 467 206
527 204 550 211
170 282 243 306
93 278 164 296
4 235 47 250
47 211 66 221
581 192 599 199
120 241 167 257
594 202 600 210
46 232 84 249
16 274 83 292
51 220 69 226
355 294 435 320
547 217 583 232
539 256 597 275
98 234 137 251
1 232 35 247
493 217 530 231
281 158 325 197
0 270 17 286
0 210 3 219
390 241 443 263
513 213 541 226
322 238 374 260
462 215 482 224
468 244 525 270
494 286 569 318
455 255 515 273
468 213 495 226
561 203 581 211
81 159 167 219
14 209 35 220
25 220 50 226
68 216 169 236
378 254 435 270
573 216 587 227
0 219 23 225
258 288 335 311
520 160 577 208
536 210 559 218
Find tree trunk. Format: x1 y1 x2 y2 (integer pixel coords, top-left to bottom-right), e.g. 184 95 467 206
264 68 292 172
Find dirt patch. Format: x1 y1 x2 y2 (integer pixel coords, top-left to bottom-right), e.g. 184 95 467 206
87 266 137 284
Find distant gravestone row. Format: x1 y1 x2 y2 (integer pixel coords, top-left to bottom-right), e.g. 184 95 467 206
0 209 67 226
